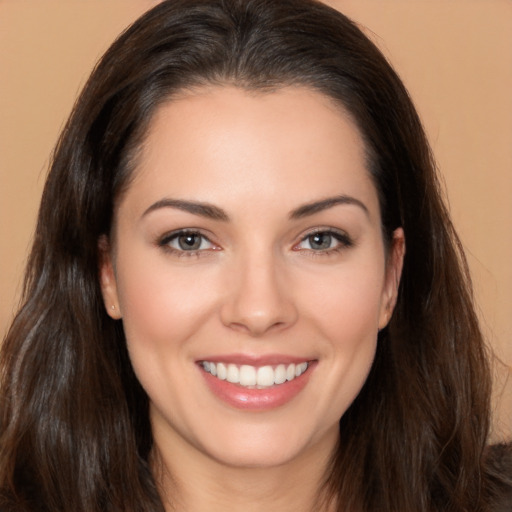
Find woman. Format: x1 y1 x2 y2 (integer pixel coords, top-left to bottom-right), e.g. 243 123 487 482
0 0 508 510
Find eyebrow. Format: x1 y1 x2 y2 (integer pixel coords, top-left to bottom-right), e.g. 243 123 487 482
142 194 369 222
142 198 230 221
289 195 369 219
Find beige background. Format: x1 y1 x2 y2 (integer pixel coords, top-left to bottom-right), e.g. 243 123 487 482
1 0 511 436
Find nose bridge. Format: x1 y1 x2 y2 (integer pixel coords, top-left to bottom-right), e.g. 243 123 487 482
220 244 297 336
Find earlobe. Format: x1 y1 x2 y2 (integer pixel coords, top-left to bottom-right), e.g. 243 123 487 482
378 228 405 329
98 235 122 320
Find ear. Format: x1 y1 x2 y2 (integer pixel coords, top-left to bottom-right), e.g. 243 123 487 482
378 227 405 330
98 235 122 320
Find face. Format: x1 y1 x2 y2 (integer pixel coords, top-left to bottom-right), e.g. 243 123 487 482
100 86 404 471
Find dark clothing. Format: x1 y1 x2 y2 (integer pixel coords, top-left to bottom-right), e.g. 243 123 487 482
485 443 512 512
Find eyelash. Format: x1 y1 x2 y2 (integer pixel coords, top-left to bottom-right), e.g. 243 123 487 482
293 228 354 256
157 228 354 258
157 230 217 257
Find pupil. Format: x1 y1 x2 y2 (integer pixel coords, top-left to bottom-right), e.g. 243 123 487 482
310 233 331 250
179 234 200 250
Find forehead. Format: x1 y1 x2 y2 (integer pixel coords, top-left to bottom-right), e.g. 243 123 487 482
123 86 378 219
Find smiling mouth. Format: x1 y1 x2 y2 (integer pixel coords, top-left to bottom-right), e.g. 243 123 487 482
200 361 309 389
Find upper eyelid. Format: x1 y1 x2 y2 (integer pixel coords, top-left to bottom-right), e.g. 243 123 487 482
157 230 219 256
298 226 351 240
159 228 213 243
157 230 215 251
156 226 353 249
294 227 354 249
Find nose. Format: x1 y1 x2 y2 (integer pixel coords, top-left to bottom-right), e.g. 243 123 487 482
219 252 298 337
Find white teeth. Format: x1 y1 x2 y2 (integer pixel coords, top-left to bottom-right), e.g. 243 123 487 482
274 364 287 385
217 362 227 380
256 365 274 387
239 365 256 386
296 362 307 377
226 364 239 383
201 361 309 388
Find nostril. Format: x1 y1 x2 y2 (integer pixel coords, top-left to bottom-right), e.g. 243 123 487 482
219 262 299 335
221 309 297 337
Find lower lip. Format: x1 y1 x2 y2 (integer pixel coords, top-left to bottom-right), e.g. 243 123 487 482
199 363 315 411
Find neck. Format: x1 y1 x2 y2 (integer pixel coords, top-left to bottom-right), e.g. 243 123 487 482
152 429 338 512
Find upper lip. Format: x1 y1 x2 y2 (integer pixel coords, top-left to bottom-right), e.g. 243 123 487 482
197 353 315 366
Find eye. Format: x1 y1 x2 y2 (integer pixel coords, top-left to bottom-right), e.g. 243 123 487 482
159 230 217 253
294 229 353 252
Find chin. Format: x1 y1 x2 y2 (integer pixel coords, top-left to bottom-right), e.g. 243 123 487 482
191 415 339 470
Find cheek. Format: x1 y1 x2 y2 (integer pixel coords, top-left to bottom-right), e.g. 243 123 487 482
299 260 385 345
300 262 384 413
115 254 221 353
114 258 225 408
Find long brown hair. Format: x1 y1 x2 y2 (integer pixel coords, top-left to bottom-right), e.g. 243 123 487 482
0 1 494 510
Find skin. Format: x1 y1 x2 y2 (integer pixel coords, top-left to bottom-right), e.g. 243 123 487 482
100 86 404 511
